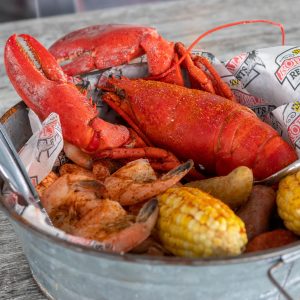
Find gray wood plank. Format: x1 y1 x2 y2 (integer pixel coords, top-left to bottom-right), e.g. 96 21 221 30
0 212 45 299
0 0 299 298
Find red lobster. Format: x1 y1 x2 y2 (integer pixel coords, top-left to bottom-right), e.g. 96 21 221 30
4 25 297 180
48 24 235 100
100 77 297 179
4 33 182 172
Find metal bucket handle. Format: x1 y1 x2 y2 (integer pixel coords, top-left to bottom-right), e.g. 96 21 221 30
268 250 300 300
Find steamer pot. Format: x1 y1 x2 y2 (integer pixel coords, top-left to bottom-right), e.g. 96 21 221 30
1 102 300 300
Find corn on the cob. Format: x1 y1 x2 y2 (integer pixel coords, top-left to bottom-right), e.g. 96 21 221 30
277 171 300 235
156 187 247 258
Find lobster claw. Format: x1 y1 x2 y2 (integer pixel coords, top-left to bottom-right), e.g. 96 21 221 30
47 25 235 99
4 34 131 152
5 34 192 175
48 24 175 77
5 34 69 117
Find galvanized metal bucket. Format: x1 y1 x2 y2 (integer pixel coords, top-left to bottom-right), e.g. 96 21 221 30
1 102 300 300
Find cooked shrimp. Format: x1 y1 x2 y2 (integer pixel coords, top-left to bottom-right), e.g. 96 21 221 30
36 171 59 197
59 161 115 181
59 163 95 177
41 174 105 231
41 173 158 253
92 159 119 180
107 158 157 182
74 199 158 253
103 159 193 205
64 141 121 179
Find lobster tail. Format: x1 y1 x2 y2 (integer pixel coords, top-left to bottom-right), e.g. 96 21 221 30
253 136 297 180
214 110 297 179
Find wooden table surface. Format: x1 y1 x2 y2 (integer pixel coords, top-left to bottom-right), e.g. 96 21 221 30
1 0 300 299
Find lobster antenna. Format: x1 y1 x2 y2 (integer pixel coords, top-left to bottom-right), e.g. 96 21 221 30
154 19 285 80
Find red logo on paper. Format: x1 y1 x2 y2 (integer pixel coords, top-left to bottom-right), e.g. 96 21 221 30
232 89 275 118
288 115 300 144
40 120 56 138
226 53 247 73
233 89 265 107
276 57 300 81
226 51 265 88
275 47 300 90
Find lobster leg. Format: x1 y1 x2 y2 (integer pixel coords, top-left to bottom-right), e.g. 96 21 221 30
94 146 204 177
95 145 182 172
193 55 236 101
154 53 184 86
95 146 179 162
175 42 215 93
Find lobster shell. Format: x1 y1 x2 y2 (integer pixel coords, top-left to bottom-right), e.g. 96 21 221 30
102 77 297 180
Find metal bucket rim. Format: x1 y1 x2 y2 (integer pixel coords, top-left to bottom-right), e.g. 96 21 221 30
1 101 300 267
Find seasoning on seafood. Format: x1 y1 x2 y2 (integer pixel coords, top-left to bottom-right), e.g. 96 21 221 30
101 77 297 180
41 173 103 231
5 33 297 180
277 170 300 235
57 158 192 207
73 198 159 253
92 159 119 180
40 172 159 253
185 166 253 208
156 187 247 258
59 163 95 178
35 171 59 197
62 142 119 180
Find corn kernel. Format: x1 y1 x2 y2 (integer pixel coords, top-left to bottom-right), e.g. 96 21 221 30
156 187 247 258
277 171 300 235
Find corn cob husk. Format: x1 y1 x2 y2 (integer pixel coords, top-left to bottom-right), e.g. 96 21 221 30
277 171 300 235
156 187 247 258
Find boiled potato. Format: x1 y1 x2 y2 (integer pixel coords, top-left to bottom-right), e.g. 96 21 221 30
185 166 253 208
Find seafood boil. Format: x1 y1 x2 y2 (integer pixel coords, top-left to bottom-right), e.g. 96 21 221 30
3 22 300 257
4 26 297 179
